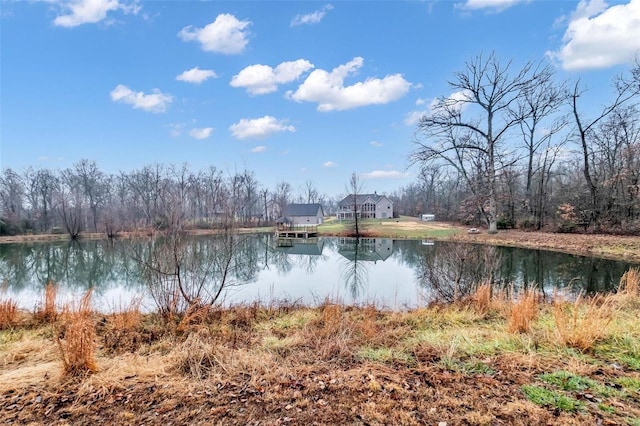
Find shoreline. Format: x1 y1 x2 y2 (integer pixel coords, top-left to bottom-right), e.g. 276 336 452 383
1 223 639 264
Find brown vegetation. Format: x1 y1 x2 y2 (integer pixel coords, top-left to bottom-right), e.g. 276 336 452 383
508 287 539 334
1 274 640 424
55 290 98 376
553 293 617 352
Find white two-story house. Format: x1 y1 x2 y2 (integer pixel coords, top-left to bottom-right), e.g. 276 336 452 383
336 193 394 220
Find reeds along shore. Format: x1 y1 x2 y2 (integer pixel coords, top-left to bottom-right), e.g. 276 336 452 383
0 268 638 377
1 268 640 424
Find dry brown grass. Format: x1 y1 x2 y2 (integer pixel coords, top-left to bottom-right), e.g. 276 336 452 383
35 281 58 323
0 297 18 329
56 289 98 376
471 283 492 315
507 287 539 334
108 297 142 331
553 293 617 352
618 267 640 296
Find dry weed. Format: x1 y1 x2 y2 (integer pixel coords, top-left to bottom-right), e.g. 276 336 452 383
0 297 18 329
618 267 640 296
108 297 142 331
35 281 58 323
472 283 492 315
176 302 210 333
508 287 539 334
358 304 379 341
56 289 98 376
553 293 617 352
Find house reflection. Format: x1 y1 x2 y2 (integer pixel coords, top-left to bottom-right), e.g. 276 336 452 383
337 237 394 263
274 238 324 256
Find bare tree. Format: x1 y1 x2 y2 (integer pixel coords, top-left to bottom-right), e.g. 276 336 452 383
412 53 552 233
302 179 319 204
74 159 107 232
0 169 25 234
571 61 640 225
516 70 566 220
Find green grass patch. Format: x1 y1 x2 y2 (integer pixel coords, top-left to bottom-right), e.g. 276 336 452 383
521 385 585 412
540 370 619 397
598 403 616 414
440 357 495 375
627 418 640 426
616 377 640 393
594 336 640 371
260 310 316 332
317 216 459 239
357 346 414 365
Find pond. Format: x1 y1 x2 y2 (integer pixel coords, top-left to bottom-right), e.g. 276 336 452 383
0 234 638 312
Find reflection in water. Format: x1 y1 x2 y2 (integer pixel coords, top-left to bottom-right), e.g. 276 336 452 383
0 236 637 311
416 243 501 303
274 238 324 274
336 238 395 298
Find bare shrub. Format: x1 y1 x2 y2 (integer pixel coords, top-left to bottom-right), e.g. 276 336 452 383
553 293 616 352
508 287 539 334
56 290 98 376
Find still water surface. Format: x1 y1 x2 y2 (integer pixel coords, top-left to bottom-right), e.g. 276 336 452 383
1 234 637 312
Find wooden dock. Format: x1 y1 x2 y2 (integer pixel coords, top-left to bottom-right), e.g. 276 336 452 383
275 225 318 239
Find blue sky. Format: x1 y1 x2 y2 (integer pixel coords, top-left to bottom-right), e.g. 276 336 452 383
1 0 639 196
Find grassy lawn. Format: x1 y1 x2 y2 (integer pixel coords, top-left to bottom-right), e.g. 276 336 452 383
318 216 459 239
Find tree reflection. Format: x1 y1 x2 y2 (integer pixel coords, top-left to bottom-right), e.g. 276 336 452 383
416 242 501 303
340 238 370 299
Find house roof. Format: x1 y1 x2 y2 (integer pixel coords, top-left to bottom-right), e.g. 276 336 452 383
284 203 324 217
337 194 391 207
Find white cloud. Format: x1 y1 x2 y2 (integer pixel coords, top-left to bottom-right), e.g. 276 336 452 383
370 141 383 147
323 161 336 168
361 170 410 179
286 57 411 111
189 127 213 140
110 84 172 113
548 0 640 70
404 110 426 126
404 90 471 126
178 13 251 55
176 67 218 84
230 59 314 95
51 0 140 27
251 146 267 153
229 116 295 140
459 0 529 12
291 4 334 27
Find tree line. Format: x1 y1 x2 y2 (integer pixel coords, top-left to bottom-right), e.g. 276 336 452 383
3 53 639 237
0 161 335 238
403 53 640 234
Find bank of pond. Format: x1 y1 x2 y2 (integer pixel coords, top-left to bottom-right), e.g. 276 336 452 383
1 234 638 313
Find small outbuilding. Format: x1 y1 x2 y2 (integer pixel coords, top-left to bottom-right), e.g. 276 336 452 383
278 203 325 226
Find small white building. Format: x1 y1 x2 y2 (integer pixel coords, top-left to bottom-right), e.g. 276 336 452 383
420 214 435 222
